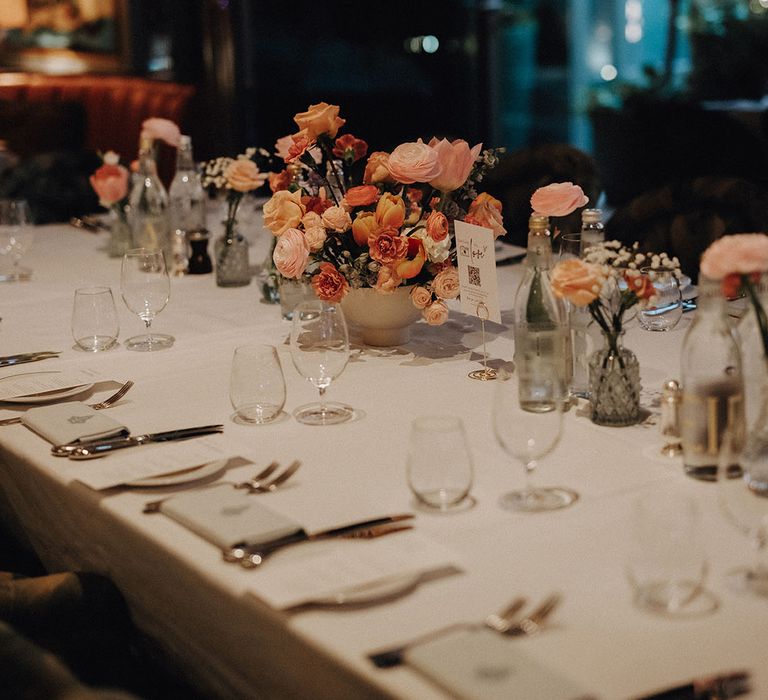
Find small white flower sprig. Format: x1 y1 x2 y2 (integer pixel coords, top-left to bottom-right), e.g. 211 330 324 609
583 240 681 283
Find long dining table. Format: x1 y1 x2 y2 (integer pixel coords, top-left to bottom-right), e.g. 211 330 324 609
0 220 765 700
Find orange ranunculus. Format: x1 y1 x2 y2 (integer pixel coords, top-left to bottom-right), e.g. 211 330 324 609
311 262 349 302
90 162 129 207
263 189 306 235
624 271 655 301
530 181 588 217
368 229 409 265
285 130 314 163
224 157 268 193
426 211 449 242
352 211 379 247
467 192 506 238
332 133 368 163
344 185 379 208
268 169 292 193
374 193 406 229
428 138 482 192
363 151 395 185
395 237 426 279
551 259 604 307
294 102 345 140
374 265 402 294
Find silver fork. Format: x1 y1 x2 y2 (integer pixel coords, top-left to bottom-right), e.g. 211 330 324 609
0 380 134 426
501 592 562 636
142 460 302 514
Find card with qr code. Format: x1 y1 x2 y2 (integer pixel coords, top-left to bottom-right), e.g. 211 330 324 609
455 220 501 323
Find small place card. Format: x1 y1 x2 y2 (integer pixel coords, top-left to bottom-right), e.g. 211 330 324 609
455 221 502 324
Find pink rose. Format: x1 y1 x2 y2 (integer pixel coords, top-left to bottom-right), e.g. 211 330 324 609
530 182 589 217
432 267 460 300
272 228 309 279
428 138 482 192
387 140 442 184
551 259 604 307
224 158 268 193
700 234 768 280
311 262 349 302
90 162 129 207
293 102 345 140
263 190 306 235
410 285 433 309
374 265 402 294
426 211 449 242
321 205 352 232
304 225 327 252
140 118 181 148
422 300 449 325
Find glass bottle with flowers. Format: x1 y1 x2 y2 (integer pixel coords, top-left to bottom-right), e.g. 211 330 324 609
551 241 681 426
89 151 131 257
202 149 269 287
263 101 505 346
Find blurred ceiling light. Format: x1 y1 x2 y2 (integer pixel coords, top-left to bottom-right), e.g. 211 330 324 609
0 0 28 28
625 0 643 22
601 64 618 81
422 35 439 54
625 23 643 42
404 35 440 54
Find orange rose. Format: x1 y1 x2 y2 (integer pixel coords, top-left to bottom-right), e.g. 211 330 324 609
551 259 604 306
332 133 368 163
467 192 506 238
311 262 349 302
294 102 345 140
410 285 433 309
363 151 395 185
352 211 379 247
426 211 449 242
374 193 406 229
321 205 352 232
304 225 327 252
268 169 292 193
422 300 449 326
263 189 306 235
225 157 268 193
90 162 129 207
368 229 409 265
433 266 460 299
374 265 402 294
344 185 379 208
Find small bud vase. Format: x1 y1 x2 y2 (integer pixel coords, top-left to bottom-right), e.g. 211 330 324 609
107 206 133 258
588 331 641 426
215 229 250 287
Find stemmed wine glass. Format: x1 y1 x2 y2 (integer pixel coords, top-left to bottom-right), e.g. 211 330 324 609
289 300 353 425
492 366 578 512
120 248 174 351
717 428 768 596
0 199 34 282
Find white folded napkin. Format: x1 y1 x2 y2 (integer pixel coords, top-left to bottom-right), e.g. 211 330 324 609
21 401 128 445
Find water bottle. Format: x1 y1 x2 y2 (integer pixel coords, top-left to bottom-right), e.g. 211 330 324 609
168 135 205 275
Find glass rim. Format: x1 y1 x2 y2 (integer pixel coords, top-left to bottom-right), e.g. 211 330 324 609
74 285 113 295
411 415 465 432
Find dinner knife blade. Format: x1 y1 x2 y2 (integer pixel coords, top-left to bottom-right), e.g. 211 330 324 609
635 670 751 700
0 352 61 368
59 424 224 459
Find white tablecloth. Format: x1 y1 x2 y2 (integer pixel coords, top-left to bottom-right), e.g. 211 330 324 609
0 225 765 700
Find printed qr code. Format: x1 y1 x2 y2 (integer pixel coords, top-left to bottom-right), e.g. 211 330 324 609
468 265 481 287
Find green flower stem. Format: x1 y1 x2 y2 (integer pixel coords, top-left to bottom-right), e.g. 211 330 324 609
317 137 342 206
224 193 242 240
744 275 768 359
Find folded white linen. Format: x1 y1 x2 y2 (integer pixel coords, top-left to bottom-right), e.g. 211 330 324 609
21 401 128 445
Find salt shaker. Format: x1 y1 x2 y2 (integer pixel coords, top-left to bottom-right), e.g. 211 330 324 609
660 379 682 457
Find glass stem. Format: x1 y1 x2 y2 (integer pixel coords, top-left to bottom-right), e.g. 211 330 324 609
750 520 768 580
524 458 537 497
318 386 327 413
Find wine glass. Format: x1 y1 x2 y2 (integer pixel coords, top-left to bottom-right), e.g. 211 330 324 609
717 428 768 596
289 300 353 425
0 199 34 282
120 248 174 351
492 366 577 512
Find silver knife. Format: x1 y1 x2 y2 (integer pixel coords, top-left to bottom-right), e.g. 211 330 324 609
0 351 61 368
51 424 224 459
635 670 751 699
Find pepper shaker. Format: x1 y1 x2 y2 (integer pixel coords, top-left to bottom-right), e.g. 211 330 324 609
187 230 212 274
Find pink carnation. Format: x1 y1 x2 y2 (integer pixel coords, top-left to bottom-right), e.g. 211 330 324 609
530 182 588 217
700 234 768 280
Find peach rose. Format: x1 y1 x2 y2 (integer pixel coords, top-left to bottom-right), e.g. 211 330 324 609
263 189 306 235
426 210 449 242
321 205 352 232
332 133 368 162
140 118 181 147
303 225 327 252
363 151 395 185
374 193 406 229
530 182 589 217
311 262 349 302
467 192 506 238
344 185 379 208
387 140 442 184
90 162 129 207
374 265 402 294
422 300 449 326
410 285 433 309
428 138 482 192
551 259 603 307
433 267 460 299
268 169 292 193
293 102 345 140
700 234 768 280
352 211 379 247
300 211 322 229
272 228 309 279
224 157 268 192
368 229 409 264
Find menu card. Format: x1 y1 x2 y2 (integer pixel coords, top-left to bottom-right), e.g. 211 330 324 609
454 220 502 323
0 368 101 401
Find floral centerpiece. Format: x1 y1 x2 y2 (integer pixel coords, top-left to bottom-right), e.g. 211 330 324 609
262 102 504 338
551 240 681 425
89 151 131 257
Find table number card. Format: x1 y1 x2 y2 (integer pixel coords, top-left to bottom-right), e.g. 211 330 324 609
454 221 502 324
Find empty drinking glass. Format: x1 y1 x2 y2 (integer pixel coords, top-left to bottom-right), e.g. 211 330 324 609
71 287 119 352
407 416 474 511
638 268 683 332
229 344 286 424
626 490 708 614
0 199 34 282
556 233 581 261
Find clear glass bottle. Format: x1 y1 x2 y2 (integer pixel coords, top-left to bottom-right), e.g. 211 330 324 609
513 214 570 412
129 136 170 255
168 135 205 275
579 208 604 256
680 276 745 480
737 273 768 432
